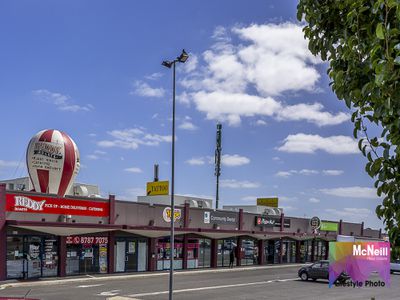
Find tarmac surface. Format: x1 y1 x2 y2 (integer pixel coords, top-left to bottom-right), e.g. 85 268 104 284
0 264 399 300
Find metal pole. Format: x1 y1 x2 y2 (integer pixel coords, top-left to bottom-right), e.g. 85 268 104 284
215 123 222 210
169 61 176 300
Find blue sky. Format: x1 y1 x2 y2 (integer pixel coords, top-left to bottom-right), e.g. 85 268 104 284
0 0 384 230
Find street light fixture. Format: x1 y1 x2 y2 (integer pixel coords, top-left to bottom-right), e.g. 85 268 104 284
162 49 189 300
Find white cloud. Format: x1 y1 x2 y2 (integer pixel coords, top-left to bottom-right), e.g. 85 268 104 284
220 179 260 189
272 156 281 161
86 154 100 160
179 121 198 130
185 157 205 166
182 54 198 73
278 134 358 154
325 208 372 221
145 72 163 80
98 128 172 150
275 169 318 177
190 91 348 127
298 169 319 175
86 150 107 160
320 186 377 199
124 167 143 173
309 197 320 203
185 154 250 167
280 196 297 202
0 160 19 168
33 89 93 112
275 171 293 178
255 120 267 126
275 103 349 126
322 169 344 176
222 154 250 166
178 23 348 127
132 81 165 98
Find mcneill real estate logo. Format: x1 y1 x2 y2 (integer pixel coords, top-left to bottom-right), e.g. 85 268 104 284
329 242 390 288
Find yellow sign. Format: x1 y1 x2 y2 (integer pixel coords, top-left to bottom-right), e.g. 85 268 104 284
146 181 169 196
257 197 278 208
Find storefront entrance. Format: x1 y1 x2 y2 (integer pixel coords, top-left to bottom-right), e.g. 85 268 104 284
156 237 183 270
115 238 147 272
66 236 108 275
6 235 58 279
217 238 236 267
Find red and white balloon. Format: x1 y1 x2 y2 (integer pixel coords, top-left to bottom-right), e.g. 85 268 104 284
26 129 80 197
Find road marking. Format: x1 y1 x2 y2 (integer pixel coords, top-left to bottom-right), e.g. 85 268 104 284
77 284 104 288
98 290 120 296
128 278 298 297
0 264 305 289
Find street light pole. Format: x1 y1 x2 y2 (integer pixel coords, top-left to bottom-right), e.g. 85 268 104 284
162 49 189 300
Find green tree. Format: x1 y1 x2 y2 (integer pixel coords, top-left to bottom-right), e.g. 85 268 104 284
297 0 400 258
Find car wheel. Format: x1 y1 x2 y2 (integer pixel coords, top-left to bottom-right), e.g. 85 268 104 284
300 272 308 281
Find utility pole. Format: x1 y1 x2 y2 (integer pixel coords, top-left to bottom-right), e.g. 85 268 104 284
215 123 222 210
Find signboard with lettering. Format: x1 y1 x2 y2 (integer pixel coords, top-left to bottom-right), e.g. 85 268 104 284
257 197 279 208
320 221 338 232
146 181 169 196
5 193 109 217
162 207 181 222
204 211 237 225
66 236 109 244
255 216 291 228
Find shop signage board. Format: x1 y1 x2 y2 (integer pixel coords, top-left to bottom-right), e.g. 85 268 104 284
320 221 338 232
310 216 321 230
146 181 169 196
162 207 181 222
255 216 291 228
66 236 109 244
203 211 237 225
257 197 278 208
5 193 109 217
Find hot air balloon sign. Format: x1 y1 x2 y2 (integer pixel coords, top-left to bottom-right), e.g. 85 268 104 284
26 129 80 197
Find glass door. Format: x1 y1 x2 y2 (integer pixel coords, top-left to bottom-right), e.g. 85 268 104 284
126 241 138 272
26 237 42 278
115 241 126 272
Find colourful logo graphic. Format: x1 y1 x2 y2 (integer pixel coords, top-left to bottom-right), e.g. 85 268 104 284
329 242 390 287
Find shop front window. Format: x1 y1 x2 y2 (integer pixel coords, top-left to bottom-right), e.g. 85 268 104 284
198 238 211 268
6 236 24 279
115 238 147 273
217 238 236 267
241 239 257 266
6 235 58 279
66 236 108 275
156 237 183 270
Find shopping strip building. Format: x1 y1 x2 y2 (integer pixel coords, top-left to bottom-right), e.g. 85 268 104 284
0 183 382 280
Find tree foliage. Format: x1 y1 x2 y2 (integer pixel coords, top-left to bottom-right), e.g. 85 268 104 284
297 0 400 258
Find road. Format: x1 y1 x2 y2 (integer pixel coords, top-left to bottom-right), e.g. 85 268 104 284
0 265 399 300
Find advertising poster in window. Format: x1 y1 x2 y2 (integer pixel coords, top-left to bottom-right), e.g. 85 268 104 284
99 245 108 274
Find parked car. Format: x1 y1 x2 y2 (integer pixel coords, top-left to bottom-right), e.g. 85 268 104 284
298 260 349 283
390 259 400 274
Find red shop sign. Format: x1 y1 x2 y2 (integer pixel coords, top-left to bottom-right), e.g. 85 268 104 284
66 236 109 244
5 193 109 217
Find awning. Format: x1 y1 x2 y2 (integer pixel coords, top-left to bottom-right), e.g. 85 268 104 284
7 220 121 236
122 229 196 238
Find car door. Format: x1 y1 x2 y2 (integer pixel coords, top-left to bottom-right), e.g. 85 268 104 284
309 262 321 279
320 261 329 279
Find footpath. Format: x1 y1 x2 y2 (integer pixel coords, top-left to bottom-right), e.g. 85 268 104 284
0 263 304 290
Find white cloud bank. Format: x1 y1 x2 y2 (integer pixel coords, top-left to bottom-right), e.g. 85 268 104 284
98 128 172 150
185 154 250 167
320 186 378 199
33 89 93 112
180 23 349 126
278 134 358 154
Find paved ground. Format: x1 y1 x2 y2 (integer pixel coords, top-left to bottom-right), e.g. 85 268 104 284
0 265 399 300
